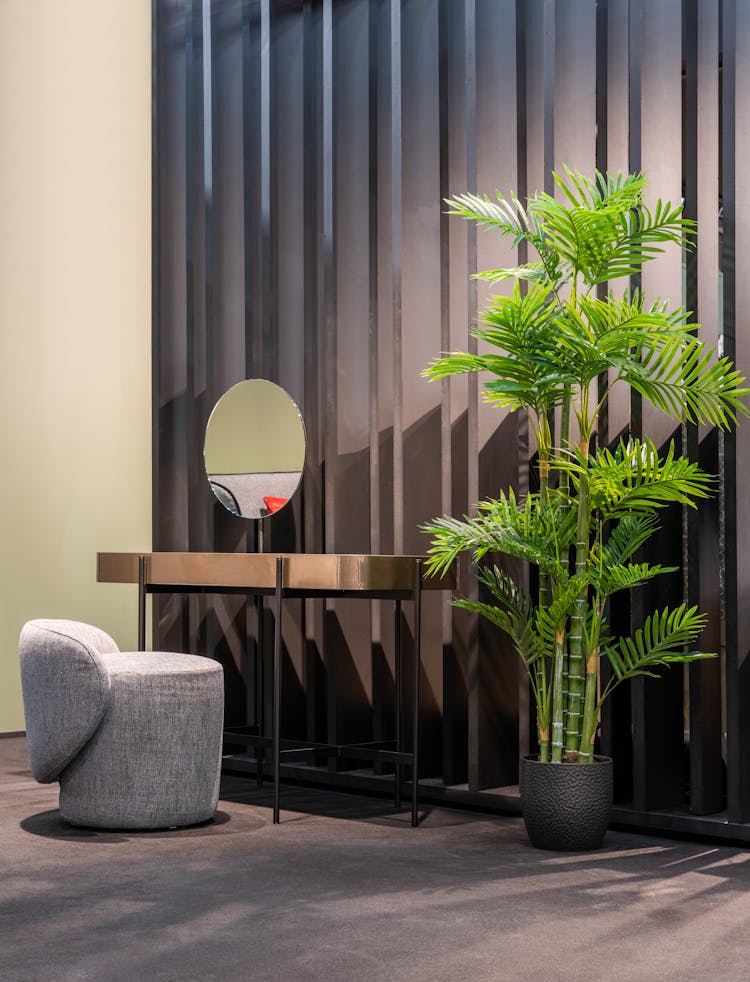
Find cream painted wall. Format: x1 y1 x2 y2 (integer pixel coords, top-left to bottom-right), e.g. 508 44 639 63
0 1 152 730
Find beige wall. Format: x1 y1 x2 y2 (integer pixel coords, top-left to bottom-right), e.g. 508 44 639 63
0 1 152 730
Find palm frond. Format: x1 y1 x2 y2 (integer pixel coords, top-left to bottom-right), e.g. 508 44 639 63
472 263 551 284
421 490 576 577
622 337 750 429
603 605 714 689
452 596 547 672
444 191 531 240
587 198 695 286
560 438 714 517
594 562 677 597
476 565 535 622
579 292 694 350
423 282 577 416
536 576 586 650
594 514 661 566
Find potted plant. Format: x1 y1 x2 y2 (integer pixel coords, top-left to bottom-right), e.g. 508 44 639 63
422 168 748 850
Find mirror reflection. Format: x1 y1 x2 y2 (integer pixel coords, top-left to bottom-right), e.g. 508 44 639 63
204 379 306 520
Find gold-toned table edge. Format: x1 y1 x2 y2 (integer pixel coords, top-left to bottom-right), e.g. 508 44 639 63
97 551 456 827
97 551 455 594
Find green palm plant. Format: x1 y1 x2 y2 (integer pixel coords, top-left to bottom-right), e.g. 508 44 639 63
422 167 748 764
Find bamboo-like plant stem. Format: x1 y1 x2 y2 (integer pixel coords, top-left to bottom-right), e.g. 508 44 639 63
579 647 599 762
536 447 550 750
558 386 572 749
538 452 549 614
550 627 566 762
538 726 550 763
559 388 572 502
565 438 590 752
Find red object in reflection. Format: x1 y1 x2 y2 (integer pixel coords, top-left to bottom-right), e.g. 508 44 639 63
263 496 288 514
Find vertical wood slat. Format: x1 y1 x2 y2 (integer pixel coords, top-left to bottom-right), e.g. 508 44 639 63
627 0 650 814
463 0 482 791
725 0 750 823
637 0 686 812
722 0 741 821
241 0 258 383
368 0 385 752
322 0 335 557
321 0 338 749
369 0 380 561
437 0 458 782
184 0 196 556
184 0 200 656
595 0 609 454
515 0 531 761
260 0 273 384
682 0 701 807
693 0 723 816
302 0 325 742
390 0 403 556
684 0 723 816
200 0 217 665
151 0 161 570
595 0 617 768
543 0 554 192
153 0 746 831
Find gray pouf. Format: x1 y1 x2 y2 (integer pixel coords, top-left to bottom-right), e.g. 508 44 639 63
20 619 224 830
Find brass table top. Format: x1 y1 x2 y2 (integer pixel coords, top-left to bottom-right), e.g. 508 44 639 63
97 551 456 595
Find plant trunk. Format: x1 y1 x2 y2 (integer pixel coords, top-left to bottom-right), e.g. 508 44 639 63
538 729 550 763
579 649 599 762
565 441 590 753
537 453 550 731
558 388 572 748
550 628 566 762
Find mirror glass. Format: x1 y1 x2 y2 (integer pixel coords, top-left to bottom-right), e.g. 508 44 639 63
204 379 306 519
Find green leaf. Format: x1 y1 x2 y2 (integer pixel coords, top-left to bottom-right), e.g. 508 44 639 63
452 596 547 672
421 489 576 577
559 438 714 517
472 263 550 284
594 562 677 597
603 604 714 688
476 565 535 622
536 576 587 650
623 337 750 429
595 514 661 566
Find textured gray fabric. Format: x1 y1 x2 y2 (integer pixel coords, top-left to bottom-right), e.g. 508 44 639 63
19 620 118 783
208 470 301 517
60 652 224 829
20 621 224 829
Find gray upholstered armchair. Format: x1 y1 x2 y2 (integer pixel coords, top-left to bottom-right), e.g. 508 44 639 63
19 619 224 829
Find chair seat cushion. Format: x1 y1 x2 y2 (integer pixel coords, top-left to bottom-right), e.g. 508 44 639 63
59 651 224 829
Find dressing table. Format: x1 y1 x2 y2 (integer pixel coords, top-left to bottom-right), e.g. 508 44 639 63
97 550 455 826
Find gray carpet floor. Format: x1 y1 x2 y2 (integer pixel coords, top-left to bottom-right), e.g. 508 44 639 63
2 735 750 981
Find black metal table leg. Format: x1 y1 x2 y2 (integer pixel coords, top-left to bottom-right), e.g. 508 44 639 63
394 598 402 811
273 557 283 823
411 560 422 828
137 555 146 652
256 592 265 788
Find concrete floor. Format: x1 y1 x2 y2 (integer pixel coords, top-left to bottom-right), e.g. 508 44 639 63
2 735 750 981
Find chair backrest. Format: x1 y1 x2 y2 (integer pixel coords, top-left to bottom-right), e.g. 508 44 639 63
19 619 119 783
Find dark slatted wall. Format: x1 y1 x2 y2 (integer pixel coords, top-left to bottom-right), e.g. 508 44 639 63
153 0 750 837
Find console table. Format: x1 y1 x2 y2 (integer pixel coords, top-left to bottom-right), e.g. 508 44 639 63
97 552 455 827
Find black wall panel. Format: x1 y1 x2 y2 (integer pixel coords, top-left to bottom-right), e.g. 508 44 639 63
154 0 750 833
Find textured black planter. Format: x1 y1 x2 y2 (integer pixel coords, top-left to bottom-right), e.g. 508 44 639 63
520 755 613 851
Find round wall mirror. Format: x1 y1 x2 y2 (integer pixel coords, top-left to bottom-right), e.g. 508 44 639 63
204 379 306 520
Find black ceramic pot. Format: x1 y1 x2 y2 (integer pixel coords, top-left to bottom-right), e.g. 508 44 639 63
520 754 613 851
